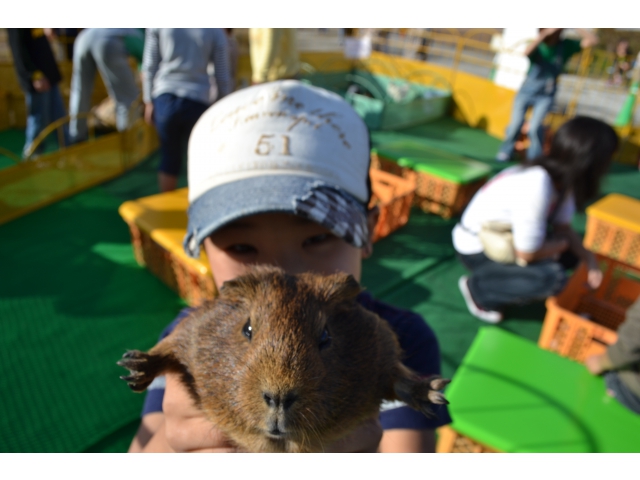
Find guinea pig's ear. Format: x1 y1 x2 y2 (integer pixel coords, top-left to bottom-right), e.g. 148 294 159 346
320 272 362 303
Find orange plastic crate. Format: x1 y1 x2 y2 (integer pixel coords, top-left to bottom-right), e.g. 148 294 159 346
539 254 640 362
368 167 416 242
583 194 640 270
436 426 500 453
371 153 485 219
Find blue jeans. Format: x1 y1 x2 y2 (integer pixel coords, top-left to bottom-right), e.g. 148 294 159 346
457 251 577 312
24 84 68 158
497 89 554 161
153 93 209 177
604 371 640 415
69 29 140 143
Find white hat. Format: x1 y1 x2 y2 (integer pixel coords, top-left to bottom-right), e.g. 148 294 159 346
184 80 372 258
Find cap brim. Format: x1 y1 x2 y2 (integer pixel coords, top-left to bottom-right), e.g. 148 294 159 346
184 175 368 258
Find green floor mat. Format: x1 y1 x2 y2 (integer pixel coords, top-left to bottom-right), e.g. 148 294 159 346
0 152 189 453
0 129 25 168
1 116 639 452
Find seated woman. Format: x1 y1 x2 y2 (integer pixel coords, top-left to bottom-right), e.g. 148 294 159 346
452 116 618 323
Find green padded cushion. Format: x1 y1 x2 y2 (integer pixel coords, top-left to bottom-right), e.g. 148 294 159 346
372 139 492 184
446 327 640 453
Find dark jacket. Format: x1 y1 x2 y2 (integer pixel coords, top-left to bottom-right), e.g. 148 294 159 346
7 28 62 93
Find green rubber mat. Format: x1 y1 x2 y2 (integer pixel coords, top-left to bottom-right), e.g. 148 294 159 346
0 129 25 169
0 128 66 168
0 152 189 453
1 119 639 452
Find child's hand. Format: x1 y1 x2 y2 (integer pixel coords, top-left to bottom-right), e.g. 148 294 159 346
163 372 240 452
586 254 602 289
585 354 606 376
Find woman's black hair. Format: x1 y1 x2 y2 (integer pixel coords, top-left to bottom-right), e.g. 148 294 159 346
526 116 618 210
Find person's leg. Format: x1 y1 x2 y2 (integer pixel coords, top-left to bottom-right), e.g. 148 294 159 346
457 251 492 272
163 97 209 191
48 84 69 147
604 371 640 415
153 94 183 193
526 93 554 161
496 90 533 161
69 29 97 143
467 259 568 312
92 33 140 132
23 90 48 158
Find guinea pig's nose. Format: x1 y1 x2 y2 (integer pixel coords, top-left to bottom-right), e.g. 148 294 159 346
262 391 298 410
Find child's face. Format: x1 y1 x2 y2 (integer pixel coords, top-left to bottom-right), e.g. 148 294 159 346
203 212 375 289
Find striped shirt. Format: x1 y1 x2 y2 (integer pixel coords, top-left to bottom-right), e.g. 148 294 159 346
142 28 232 105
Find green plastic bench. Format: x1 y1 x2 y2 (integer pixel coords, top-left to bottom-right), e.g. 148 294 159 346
444 327 640 452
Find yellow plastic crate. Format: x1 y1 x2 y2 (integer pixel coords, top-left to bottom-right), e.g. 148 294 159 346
118 188 217 307
584 193 640 269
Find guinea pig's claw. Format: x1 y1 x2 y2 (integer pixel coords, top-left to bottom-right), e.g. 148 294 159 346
427 390 449 405
117 350 157 392
428 377 451 392
394 373 451 418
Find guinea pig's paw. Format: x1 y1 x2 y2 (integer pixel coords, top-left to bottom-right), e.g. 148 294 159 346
393 375 450 419
425 376 451 406
117 350 158 392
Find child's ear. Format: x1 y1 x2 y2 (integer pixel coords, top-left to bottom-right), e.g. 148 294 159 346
362 206 379 259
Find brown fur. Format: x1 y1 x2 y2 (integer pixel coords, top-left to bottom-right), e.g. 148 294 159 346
118 266 449 452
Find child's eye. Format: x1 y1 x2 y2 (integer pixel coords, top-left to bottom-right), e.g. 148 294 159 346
303 233 334 247
227 244 257 254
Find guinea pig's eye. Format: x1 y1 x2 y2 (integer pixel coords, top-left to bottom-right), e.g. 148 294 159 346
319 327 331 350
242 319 252 341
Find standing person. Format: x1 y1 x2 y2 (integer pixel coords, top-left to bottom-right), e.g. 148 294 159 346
495 28 599 162
585 296 640 415
127 80 452 453
454 117 618 323
68 28 144 144
7 28 68 159
608 39 633 87
249 28 300 85
142 28 232 193
225 29 239 91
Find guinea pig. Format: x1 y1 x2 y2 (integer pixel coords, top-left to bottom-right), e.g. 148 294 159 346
118 265 449 453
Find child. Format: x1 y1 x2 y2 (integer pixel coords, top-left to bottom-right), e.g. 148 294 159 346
128 80 451 453
454 116 618 323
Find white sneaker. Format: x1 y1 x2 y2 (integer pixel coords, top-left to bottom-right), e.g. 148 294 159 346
458 276 503 324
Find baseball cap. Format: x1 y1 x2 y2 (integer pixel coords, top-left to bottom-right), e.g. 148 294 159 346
184 80 372 258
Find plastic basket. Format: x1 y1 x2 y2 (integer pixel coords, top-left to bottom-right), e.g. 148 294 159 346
371 153 485 219
539 254 640 362
369 167 416 242
436 426 500 453
118 190 216 307
583 194 640 270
